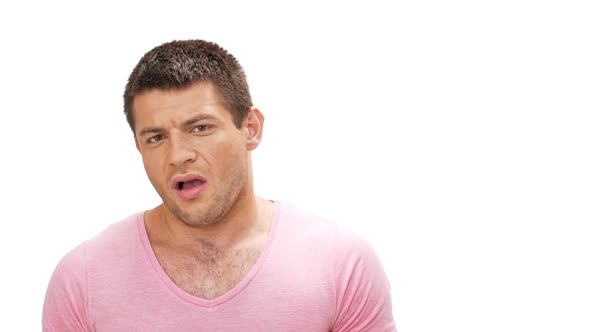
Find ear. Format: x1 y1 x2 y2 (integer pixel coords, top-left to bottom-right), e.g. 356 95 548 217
242 106 265 151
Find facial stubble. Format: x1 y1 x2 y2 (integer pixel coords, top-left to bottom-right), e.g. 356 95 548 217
158 155 248 228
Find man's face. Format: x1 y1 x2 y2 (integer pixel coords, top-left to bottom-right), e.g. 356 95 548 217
133 81 255 227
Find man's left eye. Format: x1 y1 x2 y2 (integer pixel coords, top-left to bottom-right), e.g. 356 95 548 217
192 125 209 132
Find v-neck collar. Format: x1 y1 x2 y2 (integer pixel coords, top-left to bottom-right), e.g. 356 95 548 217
137 201 281 308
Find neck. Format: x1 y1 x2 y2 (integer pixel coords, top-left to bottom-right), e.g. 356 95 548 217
146 195 273 251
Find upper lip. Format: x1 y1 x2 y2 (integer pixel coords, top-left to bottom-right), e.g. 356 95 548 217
171 173 206 190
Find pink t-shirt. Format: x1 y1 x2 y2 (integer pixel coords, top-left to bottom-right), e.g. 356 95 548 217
43 201 395 331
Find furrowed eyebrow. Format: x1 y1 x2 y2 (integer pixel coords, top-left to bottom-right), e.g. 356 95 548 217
181 114 216 127
139 127 165 137
139 114 217 137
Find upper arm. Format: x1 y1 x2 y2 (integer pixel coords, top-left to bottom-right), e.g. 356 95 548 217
331 228 396 332
42 244 92 332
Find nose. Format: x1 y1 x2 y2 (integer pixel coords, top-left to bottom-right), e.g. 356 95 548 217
167 132 197 166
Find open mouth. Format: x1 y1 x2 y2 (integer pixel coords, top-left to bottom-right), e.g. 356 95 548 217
172 174 207 200
177 179 204 190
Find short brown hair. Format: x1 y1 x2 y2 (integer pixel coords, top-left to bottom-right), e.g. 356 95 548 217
123 39 253 132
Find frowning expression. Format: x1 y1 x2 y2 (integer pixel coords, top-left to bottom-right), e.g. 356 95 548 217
133 81 259 227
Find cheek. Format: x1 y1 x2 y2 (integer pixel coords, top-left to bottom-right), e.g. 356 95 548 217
142 153 166 185
208 141 246 174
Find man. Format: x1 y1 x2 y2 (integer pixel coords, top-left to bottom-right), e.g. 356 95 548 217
43 39 395 331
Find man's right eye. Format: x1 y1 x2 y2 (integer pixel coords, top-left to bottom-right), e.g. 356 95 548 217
147 134 164 144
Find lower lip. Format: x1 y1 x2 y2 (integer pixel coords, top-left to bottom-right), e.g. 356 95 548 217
175 182 207 200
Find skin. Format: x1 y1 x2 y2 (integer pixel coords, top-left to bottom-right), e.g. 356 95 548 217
132 81 273 299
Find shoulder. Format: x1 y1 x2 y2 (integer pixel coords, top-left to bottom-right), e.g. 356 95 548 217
45 211 143 292
86 212 142 246
332 224 385 271
274 201 340 239
82 212 144 260
275 201 380 257
274 201 388 280
43 234 92 330
274 202 395 330
331 226 396 331
46 211 143 280
43 212 144 330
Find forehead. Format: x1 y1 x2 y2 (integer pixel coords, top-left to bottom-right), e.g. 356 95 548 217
133 81 231 125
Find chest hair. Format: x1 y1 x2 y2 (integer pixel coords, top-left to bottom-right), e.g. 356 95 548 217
153 242 263 300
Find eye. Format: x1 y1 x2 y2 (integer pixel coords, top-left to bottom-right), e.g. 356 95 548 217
191 125 210 133
147 134 164 144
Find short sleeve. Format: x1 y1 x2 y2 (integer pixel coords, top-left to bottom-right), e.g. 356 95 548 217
42 244 92 332
331 227 396 332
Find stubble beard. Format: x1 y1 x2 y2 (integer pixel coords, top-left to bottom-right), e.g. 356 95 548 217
163 163 248 228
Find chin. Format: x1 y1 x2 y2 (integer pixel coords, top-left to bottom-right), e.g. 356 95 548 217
163 197 226 228
159 172 247 227
166 202 209 227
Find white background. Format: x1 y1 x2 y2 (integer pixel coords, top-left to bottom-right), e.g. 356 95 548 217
1 1 589 331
